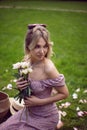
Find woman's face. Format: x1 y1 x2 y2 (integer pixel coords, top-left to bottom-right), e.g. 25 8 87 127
30 37 48 62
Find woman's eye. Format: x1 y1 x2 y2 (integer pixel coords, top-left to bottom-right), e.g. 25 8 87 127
44 44 48 48
35 44 48 49
35 45 40 49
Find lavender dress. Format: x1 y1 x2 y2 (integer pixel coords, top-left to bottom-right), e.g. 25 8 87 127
0 74 65 130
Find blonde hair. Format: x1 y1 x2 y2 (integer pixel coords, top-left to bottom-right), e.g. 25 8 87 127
24 24 53 61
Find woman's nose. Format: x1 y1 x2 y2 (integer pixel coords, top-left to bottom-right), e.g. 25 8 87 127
40 48 44 54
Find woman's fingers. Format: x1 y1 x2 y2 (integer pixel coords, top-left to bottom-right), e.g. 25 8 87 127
16 80 27 85
17 83 28 90
24 98 29 106
24 97 32 107
16 78 28 90
24 96 42 107
17 77 24 82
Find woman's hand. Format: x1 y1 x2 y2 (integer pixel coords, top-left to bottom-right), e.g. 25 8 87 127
16 77 28 91
24 96 44 107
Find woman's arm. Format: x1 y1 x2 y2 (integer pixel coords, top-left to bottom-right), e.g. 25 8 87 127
24 84 69 107
39 59 69 105
40 85 69 105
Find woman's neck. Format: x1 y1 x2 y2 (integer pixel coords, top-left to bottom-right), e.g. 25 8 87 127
30 57 45 64
30 58 45 69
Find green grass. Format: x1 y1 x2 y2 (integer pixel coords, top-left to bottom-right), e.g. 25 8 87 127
0 0 87 10
0 0 87 129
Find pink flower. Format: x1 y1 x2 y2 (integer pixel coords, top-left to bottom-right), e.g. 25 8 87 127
79 99 87 104
59 102 71 109
73 127 78 130
84 111 87 115
84 99 87 103
64 102 71 108
77 111 84 117
83 89 87 93
79 99 84 103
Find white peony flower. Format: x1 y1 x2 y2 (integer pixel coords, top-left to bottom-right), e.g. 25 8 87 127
76 107 80 111
61 103 65 108
7 84 13 90
27 68 33 73
20 62 30 68
59 105 63 109
61 111 67 117
72 93 78 99
13 79 17 82
2 84 12 90
20 68 33 75
75 88 80 92
21 69 29 75
13 62 21 69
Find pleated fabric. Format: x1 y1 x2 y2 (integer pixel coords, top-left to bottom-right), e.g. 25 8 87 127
0 74 65 130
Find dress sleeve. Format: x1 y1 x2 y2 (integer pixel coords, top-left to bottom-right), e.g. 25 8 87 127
28 74 65 93
40 74 65 88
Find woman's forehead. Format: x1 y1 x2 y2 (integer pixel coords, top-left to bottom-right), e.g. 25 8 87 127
36 37 46 45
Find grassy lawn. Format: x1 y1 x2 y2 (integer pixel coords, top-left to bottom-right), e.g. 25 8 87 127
0 0 87 129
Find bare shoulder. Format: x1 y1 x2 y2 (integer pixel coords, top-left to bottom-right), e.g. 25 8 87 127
44 58 59 79
44 58 54 68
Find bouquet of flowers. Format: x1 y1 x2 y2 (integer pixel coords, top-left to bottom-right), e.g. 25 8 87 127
13 61 33 103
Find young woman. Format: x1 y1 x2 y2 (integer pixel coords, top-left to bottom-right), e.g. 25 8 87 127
0 24 69 130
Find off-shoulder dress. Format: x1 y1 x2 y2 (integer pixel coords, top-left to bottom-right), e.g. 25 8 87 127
0 74 65 130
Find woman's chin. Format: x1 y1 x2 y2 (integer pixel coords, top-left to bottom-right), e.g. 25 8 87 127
37 56 44 61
